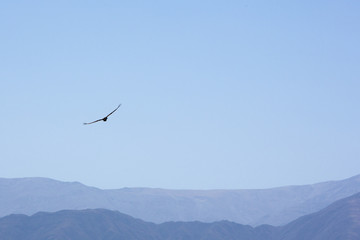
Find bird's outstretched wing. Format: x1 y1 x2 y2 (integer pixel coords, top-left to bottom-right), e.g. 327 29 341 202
83 119 103 125
105 104 121 118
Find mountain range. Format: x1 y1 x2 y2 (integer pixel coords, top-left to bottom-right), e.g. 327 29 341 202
1 174 360 226
0 192 359 240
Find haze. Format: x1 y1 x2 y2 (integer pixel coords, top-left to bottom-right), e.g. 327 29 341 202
1 1 359 189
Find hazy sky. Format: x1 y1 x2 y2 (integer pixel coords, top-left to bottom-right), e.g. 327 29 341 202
1 1 359 189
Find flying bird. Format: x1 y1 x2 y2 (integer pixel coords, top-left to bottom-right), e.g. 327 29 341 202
83 104 121 125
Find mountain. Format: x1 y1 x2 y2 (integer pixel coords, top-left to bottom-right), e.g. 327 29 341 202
0 209 157 240
1 174 360 226
279 192 360 240
0 193 359 240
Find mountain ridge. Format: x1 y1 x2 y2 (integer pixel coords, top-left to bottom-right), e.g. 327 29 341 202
1 192 360 240
1 174 360 226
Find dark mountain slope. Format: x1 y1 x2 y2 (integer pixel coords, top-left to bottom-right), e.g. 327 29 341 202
0 209 158 240
279 192 360 240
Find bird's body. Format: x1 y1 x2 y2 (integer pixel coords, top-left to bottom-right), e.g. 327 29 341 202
83 104 121 125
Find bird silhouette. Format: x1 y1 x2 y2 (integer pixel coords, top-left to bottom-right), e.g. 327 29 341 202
83 104 121 125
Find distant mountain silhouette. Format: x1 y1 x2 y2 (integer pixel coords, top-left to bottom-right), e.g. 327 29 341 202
278 192 360 239
0 193 359 240
0 209 156 240
1 174 360 226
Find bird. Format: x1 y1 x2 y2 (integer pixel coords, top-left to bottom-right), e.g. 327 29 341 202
83 104 121 125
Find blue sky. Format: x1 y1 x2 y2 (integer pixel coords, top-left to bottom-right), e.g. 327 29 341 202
1 1 359 189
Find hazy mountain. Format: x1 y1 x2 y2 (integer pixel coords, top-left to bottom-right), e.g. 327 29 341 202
1 174 360 226
0 192 359 240
0 209 157 240
279 192 360 240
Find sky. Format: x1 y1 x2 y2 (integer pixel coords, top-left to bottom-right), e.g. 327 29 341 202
1 1 359 190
